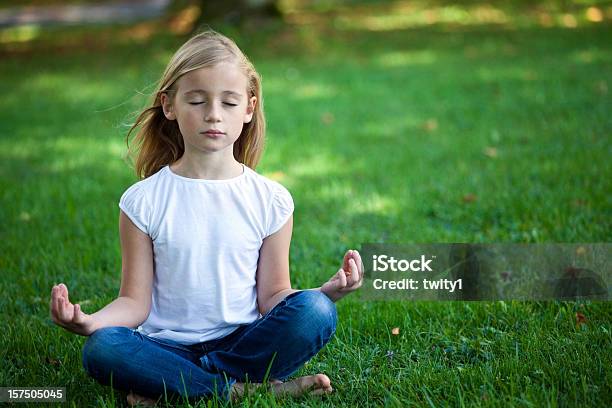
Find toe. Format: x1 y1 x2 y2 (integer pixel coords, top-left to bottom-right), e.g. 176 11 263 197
314 373 331 389
311 386 333 395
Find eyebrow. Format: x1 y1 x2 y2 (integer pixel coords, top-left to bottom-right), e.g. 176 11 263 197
184 89 242 97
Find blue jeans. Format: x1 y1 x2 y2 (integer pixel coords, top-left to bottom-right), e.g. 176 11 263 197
82 290 337 401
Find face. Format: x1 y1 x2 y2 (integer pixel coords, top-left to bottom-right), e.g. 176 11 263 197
160 62 257 157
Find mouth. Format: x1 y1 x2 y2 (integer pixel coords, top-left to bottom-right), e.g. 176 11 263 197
202 130 225 135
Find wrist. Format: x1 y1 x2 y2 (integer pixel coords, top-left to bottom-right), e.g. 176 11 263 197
318 286 341 303
85 315 100 336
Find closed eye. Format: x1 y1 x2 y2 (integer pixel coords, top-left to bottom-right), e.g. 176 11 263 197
188 102 238 107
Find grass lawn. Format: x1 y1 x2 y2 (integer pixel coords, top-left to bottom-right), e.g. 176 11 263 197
0 1 610 406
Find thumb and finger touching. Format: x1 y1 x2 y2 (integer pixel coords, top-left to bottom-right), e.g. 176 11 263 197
51 284 80 325
342 250 352 273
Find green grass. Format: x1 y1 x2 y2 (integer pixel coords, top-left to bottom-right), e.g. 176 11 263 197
1 2 611 407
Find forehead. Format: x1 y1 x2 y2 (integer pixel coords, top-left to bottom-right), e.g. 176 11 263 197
176 63 248 95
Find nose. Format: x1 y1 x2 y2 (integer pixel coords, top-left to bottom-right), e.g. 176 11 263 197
204 101 222 123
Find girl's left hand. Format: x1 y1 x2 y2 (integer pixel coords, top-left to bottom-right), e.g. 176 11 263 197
321 249 364 302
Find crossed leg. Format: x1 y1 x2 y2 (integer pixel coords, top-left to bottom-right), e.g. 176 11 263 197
84 290 337 405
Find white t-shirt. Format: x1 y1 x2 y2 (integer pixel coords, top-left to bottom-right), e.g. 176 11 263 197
118 164 294 345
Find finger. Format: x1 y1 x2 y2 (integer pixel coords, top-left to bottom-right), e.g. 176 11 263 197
51 294 62 323
337 268 347 289
60 296 72 322
352 250 363 283
342 250 352 272
353 250 363 274
56 295 65 321
344 259 354 286
347 258 359 287
60 284 69 301
72 304 81 323
59 296 68 321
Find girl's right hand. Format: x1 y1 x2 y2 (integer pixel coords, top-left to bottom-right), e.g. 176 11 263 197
49 283 96 336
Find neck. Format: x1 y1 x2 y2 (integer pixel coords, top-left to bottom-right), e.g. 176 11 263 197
170 149 243 180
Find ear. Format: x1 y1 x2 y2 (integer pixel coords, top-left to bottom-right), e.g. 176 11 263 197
160 92 176 120
244 96 257 124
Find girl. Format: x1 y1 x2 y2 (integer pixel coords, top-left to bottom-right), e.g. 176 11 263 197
49 30 363 405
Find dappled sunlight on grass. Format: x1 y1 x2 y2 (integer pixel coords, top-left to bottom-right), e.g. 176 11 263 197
570 48 610 64
375 50 437 67
292 82 338 100
475 65 539 83
0 24 41 43
284 1 609 32
345 191 400 217
0 134 127 176
334 4 510 31
284 151 341 181
22 72 119 105
360 114 430 141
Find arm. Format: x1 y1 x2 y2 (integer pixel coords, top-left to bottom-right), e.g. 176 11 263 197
49 210 154 336
255 216 298 315
91 210 154 329
255 214 364 314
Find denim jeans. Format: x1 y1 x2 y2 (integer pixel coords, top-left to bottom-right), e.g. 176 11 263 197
82 290 337 401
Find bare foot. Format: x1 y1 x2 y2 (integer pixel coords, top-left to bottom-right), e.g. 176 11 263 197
127 391 158 407
231 374 332 400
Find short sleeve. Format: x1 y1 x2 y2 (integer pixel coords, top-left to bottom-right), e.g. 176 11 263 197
266 183 294 237
118 183 151 235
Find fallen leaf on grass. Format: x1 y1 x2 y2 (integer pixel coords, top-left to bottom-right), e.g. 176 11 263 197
45 357 61 366
572 199 588 207
483 146 498 158
576 312 587 326
462 193 477 203
422 118 438 132
320 112 335 125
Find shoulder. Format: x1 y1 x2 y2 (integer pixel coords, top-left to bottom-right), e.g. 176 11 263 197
119 166 168 205
243 167 294 236
118 167 168 235
243 166 293 201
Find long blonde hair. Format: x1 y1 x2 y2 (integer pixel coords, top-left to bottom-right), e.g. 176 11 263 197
126 30 265 179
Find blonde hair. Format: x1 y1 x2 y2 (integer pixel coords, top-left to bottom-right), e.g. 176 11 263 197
126 30 265 179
